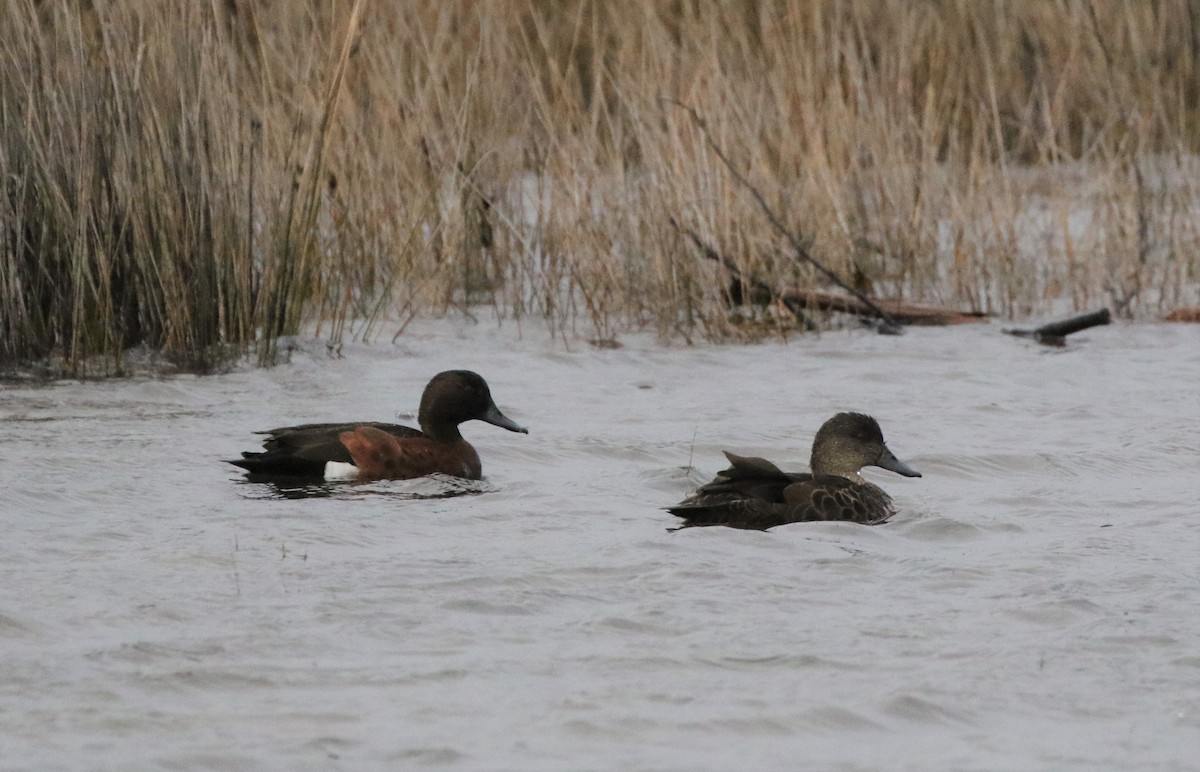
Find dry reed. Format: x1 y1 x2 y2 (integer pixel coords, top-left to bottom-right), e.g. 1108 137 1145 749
1 0 1197 375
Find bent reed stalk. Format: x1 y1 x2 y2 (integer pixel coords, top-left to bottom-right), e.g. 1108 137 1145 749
2 1 1198 375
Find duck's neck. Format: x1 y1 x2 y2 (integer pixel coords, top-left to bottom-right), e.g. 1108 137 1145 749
810 449 865 483
421 420 463 443
813 467 865 484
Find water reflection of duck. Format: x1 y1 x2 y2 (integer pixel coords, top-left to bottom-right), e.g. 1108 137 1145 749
669 413 920 530
228 370 527 482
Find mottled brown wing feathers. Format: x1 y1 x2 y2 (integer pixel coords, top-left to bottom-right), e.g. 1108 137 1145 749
782 477 894 524
670 469 895 530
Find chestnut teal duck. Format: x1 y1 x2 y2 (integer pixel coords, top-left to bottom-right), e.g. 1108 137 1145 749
228 370 527 482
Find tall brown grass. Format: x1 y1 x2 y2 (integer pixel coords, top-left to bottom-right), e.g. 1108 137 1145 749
2 1 1197 374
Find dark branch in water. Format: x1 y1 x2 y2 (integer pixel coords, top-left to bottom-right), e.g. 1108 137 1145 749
667 217 811 324
1004 308 1111 347
669 219 988 328
662 98 903 335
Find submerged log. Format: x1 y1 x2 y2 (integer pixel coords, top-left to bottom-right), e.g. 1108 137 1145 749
780 289 989 326
673 216 988 330
1004 308 1111 346
1164 307 1200 322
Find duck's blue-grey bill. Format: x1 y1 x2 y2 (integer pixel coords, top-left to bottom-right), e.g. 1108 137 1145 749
876 446 921 477
482 403 529 434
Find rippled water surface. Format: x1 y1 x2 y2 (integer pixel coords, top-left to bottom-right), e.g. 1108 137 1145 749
2 320 1197 770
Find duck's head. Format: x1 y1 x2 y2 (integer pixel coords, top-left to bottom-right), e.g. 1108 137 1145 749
418 370 529 440
809 412 921 482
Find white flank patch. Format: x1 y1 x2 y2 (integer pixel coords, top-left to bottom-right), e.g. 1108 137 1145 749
323 461 360 481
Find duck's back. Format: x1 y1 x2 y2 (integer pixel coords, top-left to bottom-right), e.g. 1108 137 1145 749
233 422 425 479
679 452 805 503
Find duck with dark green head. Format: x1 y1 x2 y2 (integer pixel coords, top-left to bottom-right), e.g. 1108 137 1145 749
669 412 921 530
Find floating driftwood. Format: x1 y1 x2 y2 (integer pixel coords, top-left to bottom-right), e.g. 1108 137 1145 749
1004 308 1111 346
780 289 989 326
1164 307 1200 322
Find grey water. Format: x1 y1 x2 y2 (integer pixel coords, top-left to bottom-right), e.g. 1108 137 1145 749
1 319 1197 770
